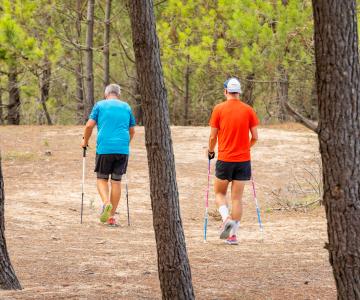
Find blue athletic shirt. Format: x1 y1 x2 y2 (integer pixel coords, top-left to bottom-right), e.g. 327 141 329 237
89 99 136 155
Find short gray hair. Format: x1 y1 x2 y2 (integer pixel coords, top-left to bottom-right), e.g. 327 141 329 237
104 84 121 97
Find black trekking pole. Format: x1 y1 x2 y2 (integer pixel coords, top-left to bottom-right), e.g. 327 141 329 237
81 147 87 224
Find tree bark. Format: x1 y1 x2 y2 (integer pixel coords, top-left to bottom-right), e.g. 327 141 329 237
134 79 143 125
0 155 21 289
39 58 52 125
103 0 111 88
242 73 255 106
277 67 289 122
7 66 20 125
0 89 3 125
128 1 195 299
76 0 86 124
183 56 190 125
312 0 360 298
84 0 95 120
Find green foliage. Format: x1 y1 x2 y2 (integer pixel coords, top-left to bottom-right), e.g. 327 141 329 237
0 0 63 124
0 0 316 125
157 0 315 124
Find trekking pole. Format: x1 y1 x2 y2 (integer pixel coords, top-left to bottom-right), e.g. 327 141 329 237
81 147 87 224
125 174 130 226
251 176 264 235
203 159 211 242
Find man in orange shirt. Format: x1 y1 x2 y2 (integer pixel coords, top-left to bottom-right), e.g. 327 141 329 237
208 77 259 245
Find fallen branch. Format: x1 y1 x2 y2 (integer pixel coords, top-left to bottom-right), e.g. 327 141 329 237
284 102 318 133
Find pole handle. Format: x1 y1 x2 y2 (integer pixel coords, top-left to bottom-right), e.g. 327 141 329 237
82 147 87 157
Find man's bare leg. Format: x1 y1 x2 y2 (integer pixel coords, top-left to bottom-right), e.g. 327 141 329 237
215 178 236 239
110 180 121 216
97 179 110 204
97 179 113 223
214 178 229 208
231 180 246 221
229 180 246 239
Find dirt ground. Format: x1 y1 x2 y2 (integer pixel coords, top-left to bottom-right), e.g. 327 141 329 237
0 124 336 299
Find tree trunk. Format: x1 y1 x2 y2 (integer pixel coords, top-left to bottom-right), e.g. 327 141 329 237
39 58 52 125
312 0 360 299
134 79 143 125
277 67 289 122
242 73 255 106
7 66 20 125
76 0 85 124
103 0 111 88
0 155 21 289
0 89 3 125
84 0 95 120
183 57 190 126
128 1 195 299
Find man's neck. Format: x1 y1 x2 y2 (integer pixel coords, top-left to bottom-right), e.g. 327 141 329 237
226 96 240 101
106 94 119 100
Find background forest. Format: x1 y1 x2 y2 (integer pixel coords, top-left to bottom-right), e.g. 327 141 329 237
0 0 316 126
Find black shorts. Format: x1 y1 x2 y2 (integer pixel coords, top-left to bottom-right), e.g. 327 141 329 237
94 154 128 181
215 160 251 181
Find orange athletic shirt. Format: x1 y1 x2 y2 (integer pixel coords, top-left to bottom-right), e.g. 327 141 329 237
209 99 259 162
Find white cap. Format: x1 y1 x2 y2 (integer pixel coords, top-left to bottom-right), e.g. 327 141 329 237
225 78 242 93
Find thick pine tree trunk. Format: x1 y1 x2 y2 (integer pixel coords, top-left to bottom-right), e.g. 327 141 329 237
7 67 20 125
128 1 195 299
0 155 21 289
312 1 360 298
76 0 85 124
103 0 111 88
134 80 143 125
39 59 52 125
84 0 95 120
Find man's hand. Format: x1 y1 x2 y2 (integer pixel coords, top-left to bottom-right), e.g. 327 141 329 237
208 150 215 160
208 127 218 159
81 139 88 149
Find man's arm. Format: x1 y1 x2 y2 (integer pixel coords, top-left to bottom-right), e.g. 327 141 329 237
250 126 258 147
81 119 96 148
208 127 218 153
129 127 135 142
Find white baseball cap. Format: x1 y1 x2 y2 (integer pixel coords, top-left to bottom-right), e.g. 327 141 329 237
224 78 242 93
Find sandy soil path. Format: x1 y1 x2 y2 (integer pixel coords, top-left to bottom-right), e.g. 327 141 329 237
0 125 335 299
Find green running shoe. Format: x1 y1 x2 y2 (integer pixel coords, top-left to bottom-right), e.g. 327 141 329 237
100 203 113 223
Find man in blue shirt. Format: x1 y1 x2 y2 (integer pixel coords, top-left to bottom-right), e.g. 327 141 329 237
81 84 136 226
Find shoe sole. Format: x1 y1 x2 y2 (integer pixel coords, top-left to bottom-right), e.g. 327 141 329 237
220 221 235 240
225 240 239 245
100 204 113 223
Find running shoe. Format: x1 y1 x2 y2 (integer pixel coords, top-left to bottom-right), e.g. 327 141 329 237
100 203 113 223
107 216 118 227
219 217 236 239
225 235 239 245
